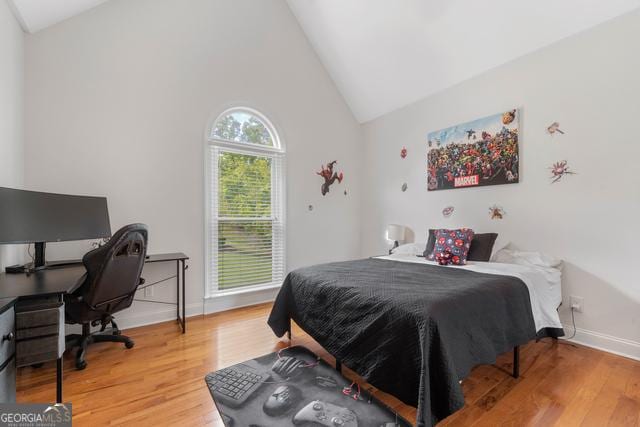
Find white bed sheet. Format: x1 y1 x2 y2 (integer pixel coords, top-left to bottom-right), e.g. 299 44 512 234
376 253 563 332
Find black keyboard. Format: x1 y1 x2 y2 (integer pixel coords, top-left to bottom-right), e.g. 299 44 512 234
205 366 271 408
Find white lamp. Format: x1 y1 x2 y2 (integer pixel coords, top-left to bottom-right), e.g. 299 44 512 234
386 224 406 254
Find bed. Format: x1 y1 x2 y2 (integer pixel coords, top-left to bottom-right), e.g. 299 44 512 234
267 252 563 426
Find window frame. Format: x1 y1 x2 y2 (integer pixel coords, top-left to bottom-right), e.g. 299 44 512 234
204 107 286 297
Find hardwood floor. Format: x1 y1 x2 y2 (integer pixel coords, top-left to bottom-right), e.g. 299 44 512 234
17 303 640 426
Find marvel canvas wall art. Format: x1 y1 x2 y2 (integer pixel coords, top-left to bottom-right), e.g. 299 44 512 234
427 109 520 191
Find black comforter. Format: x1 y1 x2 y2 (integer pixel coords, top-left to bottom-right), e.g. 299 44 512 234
268 258 538 426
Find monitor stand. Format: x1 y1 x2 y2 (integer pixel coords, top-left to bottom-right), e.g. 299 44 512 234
4 242 47 274
33 242 46 270
5 242 84 274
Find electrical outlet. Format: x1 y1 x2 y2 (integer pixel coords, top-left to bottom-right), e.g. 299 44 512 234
570 295 584 313
144 286 154 298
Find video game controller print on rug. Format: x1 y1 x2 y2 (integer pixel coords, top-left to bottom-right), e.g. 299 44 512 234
204 346 411 427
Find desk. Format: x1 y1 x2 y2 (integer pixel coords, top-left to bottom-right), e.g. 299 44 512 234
0 252 190 332
0 251 189 404
0 266 85 300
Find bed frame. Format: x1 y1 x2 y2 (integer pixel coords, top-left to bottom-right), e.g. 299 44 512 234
287 330 521 379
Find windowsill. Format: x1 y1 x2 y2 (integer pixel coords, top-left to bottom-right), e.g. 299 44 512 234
205 282 282 299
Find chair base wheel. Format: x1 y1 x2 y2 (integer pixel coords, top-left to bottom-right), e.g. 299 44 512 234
66 319 134 369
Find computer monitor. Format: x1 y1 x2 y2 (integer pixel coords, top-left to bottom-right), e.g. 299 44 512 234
0 187 111 269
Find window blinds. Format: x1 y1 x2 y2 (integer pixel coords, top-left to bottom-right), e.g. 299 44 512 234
208 146 284 294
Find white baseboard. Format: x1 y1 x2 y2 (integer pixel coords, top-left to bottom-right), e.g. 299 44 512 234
98 287 279 331
115 302 204 330
562 323 640 362
204 286 279 315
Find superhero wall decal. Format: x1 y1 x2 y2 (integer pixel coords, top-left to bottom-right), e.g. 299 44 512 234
546 122 565 136
442 206 455 218
316 161 344 196
489 205 505 219
549 160 576 183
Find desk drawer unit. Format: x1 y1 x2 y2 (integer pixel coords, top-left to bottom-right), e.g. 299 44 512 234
16 335 59 367
16 307 59 329
15 301 64 368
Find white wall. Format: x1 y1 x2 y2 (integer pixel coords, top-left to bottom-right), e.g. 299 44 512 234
21 0 640 361
361 10 640 358
24 0 362 326
0 0 24 270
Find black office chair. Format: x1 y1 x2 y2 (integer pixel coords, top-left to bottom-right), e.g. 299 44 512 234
65 223 148 370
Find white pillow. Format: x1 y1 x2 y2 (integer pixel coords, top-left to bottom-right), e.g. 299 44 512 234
492 247 562 269
490 235 510 261
391 242 426 256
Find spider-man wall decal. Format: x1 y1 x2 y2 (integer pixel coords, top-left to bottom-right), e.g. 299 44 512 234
316 160 344 196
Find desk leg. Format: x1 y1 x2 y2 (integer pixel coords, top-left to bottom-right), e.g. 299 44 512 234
176 261 180 328
56 358 63 403
175 260 186 334
181 259 186 333
57 293 63 403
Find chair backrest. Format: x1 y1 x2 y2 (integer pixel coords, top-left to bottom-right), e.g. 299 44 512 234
80 223 148 310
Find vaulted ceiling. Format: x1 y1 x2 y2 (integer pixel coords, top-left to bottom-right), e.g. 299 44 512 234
287 0 640 122
8 0 640 122
9 0 107 33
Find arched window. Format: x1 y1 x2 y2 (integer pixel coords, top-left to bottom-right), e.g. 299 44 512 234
211 109 277 147
206 108 285 295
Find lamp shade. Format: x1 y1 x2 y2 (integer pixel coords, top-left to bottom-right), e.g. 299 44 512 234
386 224 406 241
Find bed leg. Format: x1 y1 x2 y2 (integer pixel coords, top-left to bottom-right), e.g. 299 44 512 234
336 360 342 374
513 346 520 379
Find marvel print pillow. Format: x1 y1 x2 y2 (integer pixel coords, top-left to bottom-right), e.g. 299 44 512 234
431 228 475 265
425 228 468 260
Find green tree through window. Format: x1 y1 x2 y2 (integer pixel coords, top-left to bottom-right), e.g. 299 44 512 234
212 112 273 146
208 109 283 293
